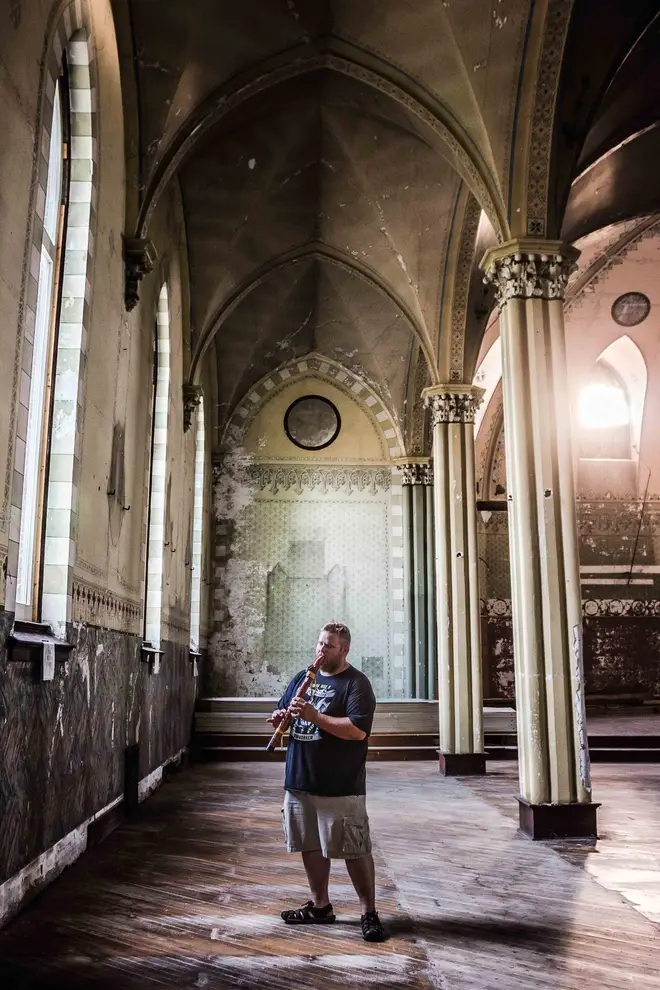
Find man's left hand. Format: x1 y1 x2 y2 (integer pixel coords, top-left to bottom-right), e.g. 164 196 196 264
289 697 316 723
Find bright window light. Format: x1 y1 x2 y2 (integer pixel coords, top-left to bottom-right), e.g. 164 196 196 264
578 383 630 429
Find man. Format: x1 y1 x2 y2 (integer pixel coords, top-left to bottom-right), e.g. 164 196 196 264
268 621 385 942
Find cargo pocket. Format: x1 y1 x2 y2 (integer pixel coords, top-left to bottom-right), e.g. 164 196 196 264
342 817 371 857
281 808 289 847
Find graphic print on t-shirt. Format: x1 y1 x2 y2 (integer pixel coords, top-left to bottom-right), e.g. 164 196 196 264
291 682 336 742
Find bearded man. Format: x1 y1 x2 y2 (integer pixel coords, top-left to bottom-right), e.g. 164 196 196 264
267 621 385 942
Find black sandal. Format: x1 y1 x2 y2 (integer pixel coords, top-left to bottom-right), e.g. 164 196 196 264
361 910 386 942
281 900 336 924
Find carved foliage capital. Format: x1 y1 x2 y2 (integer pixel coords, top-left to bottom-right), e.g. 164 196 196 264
400 461 433 486
482 241 578 308
423 387 484 427
183 383 203 432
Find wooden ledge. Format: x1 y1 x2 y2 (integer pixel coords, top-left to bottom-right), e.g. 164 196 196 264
7 620 73 681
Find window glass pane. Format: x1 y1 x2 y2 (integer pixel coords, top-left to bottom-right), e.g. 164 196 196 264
144 286 171 647
44 82 63 245
16 248 54 606
190 400 205 652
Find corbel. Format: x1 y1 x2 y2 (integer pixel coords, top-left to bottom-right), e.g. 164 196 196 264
140 641 164 674
189 648 202 677
123 237 157 311
183 383 203 432
7 619 73 682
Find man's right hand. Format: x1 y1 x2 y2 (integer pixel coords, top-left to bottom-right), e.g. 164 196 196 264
267 708 288 728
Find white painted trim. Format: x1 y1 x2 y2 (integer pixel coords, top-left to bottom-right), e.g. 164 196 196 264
581 577 653 586
581 564 660 574
0 748 184 928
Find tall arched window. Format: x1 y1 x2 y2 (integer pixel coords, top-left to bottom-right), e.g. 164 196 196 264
16 69 69 618
144 285 172 649
10 26 97 636
189 398 205 656
578 337 647 461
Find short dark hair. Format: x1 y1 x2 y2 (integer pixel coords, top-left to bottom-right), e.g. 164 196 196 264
322 622 351 650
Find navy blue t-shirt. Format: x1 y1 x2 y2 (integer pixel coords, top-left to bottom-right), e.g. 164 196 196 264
278 665 376 797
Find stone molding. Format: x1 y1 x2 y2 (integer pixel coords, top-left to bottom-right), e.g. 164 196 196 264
482 239 579 307
71 580 141 633
525 0 574 235
422 385 485 426
247 464 391 497
399 461 433 486
450 195 482 380
183 383 203 432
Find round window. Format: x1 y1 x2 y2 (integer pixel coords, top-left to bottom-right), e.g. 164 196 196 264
284 395 341 450
611 292 650 327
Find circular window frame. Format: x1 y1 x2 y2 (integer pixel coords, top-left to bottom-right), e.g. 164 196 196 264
611 291 651 327
284 394 341 451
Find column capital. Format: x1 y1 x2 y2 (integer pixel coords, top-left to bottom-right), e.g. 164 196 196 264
480 237 579 309
422 385 485 427
394 457 433 486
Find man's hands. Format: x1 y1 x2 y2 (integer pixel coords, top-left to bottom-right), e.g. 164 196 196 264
266 708 288 728
288 696 317 723
266 695 318 729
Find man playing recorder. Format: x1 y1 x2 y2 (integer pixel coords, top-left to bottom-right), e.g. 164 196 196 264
268 621 385 942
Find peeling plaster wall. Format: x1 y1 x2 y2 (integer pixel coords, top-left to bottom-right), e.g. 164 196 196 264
208 374 404 699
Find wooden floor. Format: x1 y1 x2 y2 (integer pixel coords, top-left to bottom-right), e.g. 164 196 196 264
1 761 659 989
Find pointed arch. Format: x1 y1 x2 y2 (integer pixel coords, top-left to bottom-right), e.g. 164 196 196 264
597 335 648 460
222 352 404 460
134 40 507 243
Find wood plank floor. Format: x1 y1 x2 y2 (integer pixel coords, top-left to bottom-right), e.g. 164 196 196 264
1 762 659 989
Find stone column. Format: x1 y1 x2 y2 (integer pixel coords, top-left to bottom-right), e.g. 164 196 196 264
481 238 597 839
398 459 436 699
422 386 485 775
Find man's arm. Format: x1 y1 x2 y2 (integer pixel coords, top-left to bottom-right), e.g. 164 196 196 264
288 697 367 741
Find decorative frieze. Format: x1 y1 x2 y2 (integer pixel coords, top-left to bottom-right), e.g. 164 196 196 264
482 239 578 308
399 462 433 486
247 465 391 497
72 580 142 633
422 386 484 426
481 597 660 618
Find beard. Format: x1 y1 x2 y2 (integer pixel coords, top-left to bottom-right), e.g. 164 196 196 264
321 654 344 674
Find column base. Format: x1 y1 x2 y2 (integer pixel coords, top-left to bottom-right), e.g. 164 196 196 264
518 798 600 840
438 751 486 776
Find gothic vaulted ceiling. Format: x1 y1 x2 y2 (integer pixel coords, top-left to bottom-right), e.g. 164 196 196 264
116 0 660 442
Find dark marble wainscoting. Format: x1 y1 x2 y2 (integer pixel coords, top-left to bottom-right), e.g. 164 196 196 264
481 614 660 701
0 612 197 894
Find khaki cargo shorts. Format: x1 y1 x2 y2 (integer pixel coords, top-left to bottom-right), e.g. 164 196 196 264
282 789 372 860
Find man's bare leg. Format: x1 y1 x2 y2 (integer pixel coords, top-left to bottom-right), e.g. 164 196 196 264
302 850 331 908
345 853 376 914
